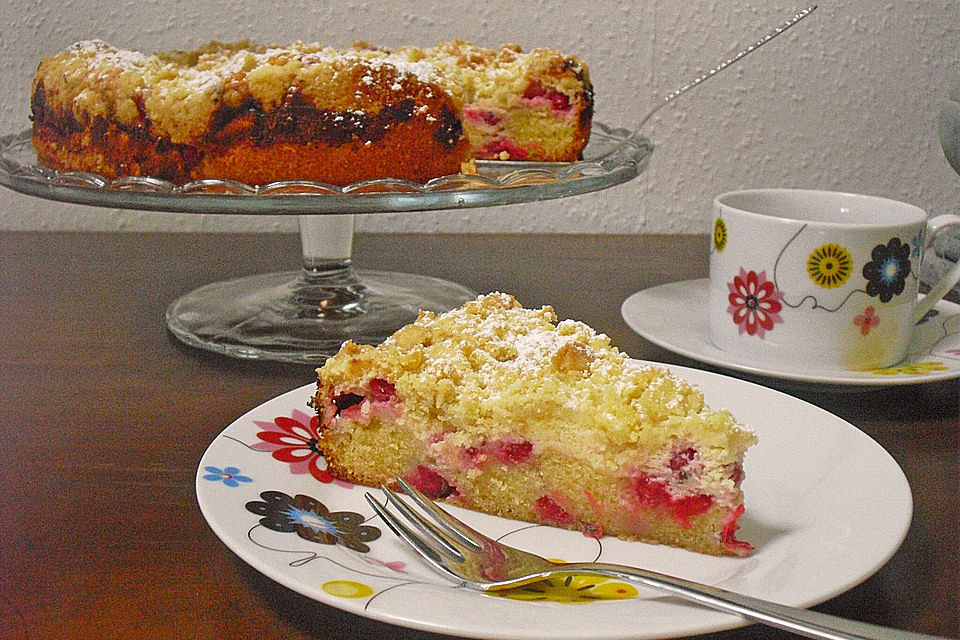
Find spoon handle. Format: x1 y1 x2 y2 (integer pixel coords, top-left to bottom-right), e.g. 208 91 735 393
607 6 818 157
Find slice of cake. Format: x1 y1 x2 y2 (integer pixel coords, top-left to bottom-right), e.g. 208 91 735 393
314 293 756 556
30 39 592 186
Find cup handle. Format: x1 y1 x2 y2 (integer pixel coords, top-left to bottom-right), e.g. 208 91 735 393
913 213 960 323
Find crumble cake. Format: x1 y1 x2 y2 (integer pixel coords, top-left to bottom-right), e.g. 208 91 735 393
313 293 757 556
30 39 592 185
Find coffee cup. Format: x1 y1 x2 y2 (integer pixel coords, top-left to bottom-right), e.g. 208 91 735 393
708 189 960 370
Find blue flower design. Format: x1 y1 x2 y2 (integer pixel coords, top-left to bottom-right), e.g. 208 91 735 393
245 491 380 551
203 465 253 488
285 506 340 536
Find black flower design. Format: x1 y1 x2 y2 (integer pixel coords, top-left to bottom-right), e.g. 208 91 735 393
246 491 381 552
862 238 911 303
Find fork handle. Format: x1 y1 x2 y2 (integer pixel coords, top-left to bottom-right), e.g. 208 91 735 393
560 562 945 640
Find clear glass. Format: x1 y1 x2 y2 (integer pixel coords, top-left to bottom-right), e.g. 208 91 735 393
0 123 653 363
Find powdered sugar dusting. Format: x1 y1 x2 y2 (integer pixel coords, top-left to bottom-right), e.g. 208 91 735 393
394 293 716 425
411 293 604 387
511 328 575 372
73 40 150 68
63 39 445 104
361 55 441 86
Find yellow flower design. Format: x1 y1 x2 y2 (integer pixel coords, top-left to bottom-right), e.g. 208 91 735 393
322 580 374 598
807 243 854 288
869 361 948 376
494 574 638 604
713 217 728 253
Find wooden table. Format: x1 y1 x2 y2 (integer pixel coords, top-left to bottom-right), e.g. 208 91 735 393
0 230 956 639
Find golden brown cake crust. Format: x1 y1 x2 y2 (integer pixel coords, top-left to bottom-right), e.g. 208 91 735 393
31 112 466 185
30 39 593 185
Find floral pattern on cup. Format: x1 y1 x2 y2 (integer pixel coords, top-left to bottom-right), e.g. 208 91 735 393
862 238 911 303
726 269 784 338
713 217 728 253
806 243 853 289
853 306 881 336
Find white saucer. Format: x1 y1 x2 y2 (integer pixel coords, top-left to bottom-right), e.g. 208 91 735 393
622 279 960 388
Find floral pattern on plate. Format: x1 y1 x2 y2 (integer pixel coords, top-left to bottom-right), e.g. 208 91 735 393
197 373 914 638
246 491 381 552
206 406 640 617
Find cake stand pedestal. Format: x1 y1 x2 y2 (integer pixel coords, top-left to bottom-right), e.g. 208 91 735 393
0 123 652 363
165 214 477 362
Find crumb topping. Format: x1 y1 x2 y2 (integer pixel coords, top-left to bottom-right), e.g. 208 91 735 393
318 293 756 465
33 38 588 146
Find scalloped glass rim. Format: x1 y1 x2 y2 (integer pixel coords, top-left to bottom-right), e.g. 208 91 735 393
0 122 652 215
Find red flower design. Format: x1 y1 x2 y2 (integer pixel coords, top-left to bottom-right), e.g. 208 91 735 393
726 269 784 338
252 409 349 486
853 306 881 336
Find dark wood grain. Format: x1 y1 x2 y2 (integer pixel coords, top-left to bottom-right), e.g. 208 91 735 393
0 230 955 639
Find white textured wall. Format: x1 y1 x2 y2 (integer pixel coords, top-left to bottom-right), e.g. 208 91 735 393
0 1 957 234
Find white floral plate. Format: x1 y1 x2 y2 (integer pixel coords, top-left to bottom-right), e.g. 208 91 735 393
196 364 911 640
622 279 960 389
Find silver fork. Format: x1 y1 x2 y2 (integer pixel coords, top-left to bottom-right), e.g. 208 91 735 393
365 479 945 640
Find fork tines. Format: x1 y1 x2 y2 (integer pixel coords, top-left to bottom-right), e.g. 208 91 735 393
393 478 485 551
364 478 483 577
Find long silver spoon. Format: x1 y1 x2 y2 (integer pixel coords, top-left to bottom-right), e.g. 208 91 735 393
606 5 818 157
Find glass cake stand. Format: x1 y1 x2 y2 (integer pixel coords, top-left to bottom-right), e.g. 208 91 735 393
0 123 652 363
